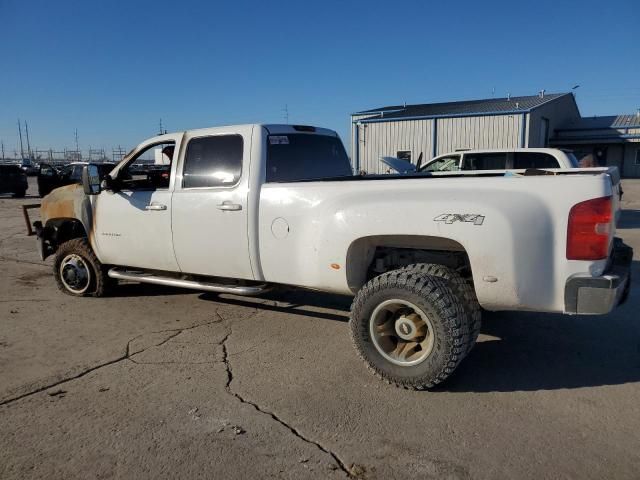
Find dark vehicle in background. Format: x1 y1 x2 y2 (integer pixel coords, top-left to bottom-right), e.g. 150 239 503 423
0 164 28 197
37 162 116 197
18 158 40 176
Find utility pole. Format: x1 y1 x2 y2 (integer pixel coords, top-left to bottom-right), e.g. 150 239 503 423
17 119 25 159
158 118 167 135
74 129 79 158
282 104 289 124
24 121 32 159
1 140 5 160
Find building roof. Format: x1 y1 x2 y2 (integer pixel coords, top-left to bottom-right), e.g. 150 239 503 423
353 92 570 120
557 114 640 131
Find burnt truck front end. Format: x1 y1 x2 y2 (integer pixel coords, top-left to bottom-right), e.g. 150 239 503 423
32 184 93 261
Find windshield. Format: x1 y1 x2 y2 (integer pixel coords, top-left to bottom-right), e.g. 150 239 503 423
266 134 352 182
419 155 461 172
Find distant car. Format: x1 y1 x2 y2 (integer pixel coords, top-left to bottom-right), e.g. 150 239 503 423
379 148 580 174
419 148 580 172
37 162 116 197
18 159 39 176
0 164 28 197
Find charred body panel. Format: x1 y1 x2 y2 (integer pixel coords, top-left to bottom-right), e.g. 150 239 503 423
35 184 95 260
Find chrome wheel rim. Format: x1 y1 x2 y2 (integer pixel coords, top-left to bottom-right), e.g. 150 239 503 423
369 299 435 366
59 254 91 294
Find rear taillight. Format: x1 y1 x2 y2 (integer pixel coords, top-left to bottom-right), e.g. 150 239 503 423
566 196 612 260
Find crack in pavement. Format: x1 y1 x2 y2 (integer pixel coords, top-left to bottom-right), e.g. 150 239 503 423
0 354 129 407
0 316 224 406
0 308 357 477
219 320 356 479
0 256 49 268
0 299 51 302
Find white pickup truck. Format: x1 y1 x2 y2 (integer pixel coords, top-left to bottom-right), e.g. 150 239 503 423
31 124 632 389
380 148 579 174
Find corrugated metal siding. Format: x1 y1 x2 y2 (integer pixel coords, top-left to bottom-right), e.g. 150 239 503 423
351 114 381 172
435 114 522 155
528 94 581 147
359 119 434 174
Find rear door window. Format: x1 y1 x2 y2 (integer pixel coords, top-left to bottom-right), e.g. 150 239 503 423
266 134 352 182
461 153 507 170
182 135 243 188
513 152 559 169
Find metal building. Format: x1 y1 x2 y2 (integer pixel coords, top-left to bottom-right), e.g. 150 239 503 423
351 92 640 177
552 114 640 178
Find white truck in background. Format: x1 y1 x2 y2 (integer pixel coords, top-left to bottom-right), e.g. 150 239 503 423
30 124 632 389
380 148 579 174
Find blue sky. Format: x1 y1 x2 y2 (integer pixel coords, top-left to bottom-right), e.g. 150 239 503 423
0 0 638 156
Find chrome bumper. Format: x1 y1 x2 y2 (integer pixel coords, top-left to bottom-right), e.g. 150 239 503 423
564 238 632 315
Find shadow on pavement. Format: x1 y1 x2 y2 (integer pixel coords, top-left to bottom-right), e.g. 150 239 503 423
199 288 351 323
210 261 638 392
440 260 639 393
112 256 639 392
110 282 190 298
618 209 640 229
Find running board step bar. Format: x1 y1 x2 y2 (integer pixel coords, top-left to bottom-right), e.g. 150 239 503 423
108 268 269 296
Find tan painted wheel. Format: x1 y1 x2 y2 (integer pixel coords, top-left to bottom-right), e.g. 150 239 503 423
350 267 471 389
370 299 435 366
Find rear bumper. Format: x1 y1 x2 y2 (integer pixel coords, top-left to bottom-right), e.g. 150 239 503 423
564 238 632 315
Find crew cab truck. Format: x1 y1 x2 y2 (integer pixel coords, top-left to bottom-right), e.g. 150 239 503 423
31 124 632 390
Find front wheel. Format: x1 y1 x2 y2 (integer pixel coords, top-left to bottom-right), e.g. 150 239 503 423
53 238 113 297
350 268 472 390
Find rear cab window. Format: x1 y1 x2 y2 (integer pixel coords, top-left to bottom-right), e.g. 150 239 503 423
266 134 352 182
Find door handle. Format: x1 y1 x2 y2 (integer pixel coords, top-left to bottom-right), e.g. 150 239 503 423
217 202 242 211
145 204 167 211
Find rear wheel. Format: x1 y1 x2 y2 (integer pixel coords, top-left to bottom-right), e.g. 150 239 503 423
53 238 113 297
401 263 481 354
350 267 472 390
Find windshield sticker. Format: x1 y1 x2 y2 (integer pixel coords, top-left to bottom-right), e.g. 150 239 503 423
269 136 289 145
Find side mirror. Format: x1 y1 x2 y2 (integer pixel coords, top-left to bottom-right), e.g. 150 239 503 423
82 164 101 195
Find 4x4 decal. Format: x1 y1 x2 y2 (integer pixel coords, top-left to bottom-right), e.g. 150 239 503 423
434 213 485 225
